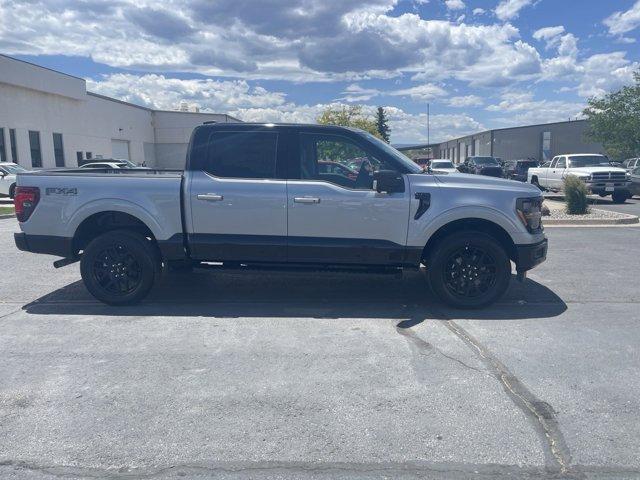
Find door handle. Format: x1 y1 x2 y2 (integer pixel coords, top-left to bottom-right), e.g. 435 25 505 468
197 193 224 202
294 197 321 204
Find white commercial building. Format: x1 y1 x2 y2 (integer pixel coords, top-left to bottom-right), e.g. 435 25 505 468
0 55 240 170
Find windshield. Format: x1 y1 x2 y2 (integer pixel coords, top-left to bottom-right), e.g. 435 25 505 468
357 132 423 174
431 161 455 168
1 164 28 174
472 157 499 166
568 155 610 167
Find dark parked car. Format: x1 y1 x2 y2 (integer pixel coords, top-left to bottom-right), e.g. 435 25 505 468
458 156 503 178
630 166 640 198
503 159 539 182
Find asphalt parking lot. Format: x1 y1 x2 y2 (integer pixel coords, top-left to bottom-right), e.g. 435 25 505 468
1 217 639 479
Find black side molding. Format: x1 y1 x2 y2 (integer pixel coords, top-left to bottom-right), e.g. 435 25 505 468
414 192 431 220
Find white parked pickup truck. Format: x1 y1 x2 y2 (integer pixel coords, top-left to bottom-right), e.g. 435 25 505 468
14 123 548 308
527 154 631 203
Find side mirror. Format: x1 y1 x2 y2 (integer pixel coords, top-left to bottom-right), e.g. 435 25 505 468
373 170 405 193
0 172 5 178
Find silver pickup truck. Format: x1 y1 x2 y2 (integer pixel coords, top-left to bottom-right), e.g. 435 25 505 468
14 123 548 308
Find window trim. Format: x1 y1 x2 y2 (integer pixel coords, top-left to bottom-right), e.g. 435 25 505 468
9 129 18 163
203 130 281 181
53 132 65 167
290 132 401 192
28 130 42 168
0 128 6 163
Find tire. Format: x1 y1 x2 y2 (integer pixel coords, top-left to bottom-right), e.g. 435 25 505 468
426 231 511 309
611 191 628 204
9 183 16 199
80 230 160 305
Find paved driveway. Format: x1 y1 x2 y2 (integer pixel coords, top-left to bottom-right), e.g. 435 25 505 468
0 217 639 479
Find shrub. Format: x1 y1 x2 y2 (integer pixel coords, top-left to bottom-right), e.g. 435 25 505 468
564 176 589 215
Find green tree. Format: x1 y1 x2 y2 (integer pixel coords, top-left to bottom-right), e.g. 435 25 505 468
316 105 381 138
583 70 640 160
375 106 391 143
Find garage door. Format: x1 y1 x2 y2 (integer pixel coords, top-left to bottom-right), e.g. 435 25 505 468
111 140 130 160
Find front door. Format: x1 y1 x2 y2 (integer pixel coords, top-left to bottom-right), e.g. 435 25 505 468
550 156 567 190
187 129 287 262
286 132 411 265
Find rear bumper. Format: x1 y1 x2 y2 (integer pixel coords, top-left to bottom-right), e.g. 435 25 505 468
14 233 74 258
515 239 548 272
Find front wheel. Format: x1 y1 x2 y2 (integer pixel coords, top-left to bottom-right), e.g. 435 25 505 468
611 191 628 204
80 230 160 305
9 183 16 199
426 231 511 309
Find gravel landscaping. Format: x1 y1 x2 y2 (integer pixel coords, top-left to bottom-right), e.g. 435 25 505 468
543 207 638 225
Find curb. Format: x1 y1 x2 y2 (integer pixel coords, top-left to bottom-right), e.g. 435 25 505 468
0 213 15 220
543 208 639 226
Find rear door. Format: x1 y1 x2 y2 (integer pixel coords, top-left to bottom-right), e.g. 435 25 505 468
186 128 288 262
285 130 412 266
551 156 567 190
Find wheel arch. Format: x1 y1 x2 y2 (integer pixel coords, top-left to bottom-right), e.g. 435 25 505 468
72 211 157 254
422 218 517 265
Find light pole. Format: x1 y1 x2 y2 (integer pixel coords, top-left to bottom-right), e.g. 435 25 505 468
427 103 431 158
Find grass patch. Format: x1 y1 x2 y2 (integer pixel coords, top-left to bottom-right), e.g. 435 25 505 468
0 206 15 215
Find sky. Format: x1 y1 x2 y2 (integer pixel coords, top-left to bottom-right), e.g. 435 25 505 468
0 0 639 144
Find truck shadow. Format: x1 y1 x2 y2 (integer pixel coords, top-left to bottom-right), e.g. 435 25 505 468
22 270 567 321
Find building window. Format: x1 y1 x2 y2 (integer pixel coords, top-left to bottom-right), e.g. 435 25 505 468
53 133 65 167
9 129 18 163
0 128 6 163
28 131 42 168
76 151 83 165
86 152 92 160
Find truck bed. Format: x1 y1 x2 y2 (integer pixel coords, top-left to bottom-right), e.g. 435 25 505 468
16 169 185 247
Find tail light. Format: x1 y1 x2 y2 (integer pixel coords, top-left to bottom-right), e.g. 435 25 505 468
14 186 40 222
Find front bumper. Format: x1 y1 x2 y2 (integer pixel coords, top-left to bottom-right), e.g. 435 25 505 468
586 181 630 195
14 233 74 258
515 239 548 272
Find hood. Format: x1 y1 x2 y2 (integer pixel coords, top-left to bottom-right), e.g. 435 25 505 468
431 168 458 174
410 172 541 195
570 166 627 174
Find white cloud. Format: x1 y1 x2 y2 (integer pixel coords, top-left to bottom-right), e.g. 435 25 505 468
495 0 533 21
486 91 585 125
448 95 484 107
604 0 640 35
389 83 448 100
339 83 381 102
445 0 465 10
86 73 287 111
472 8 485 15
533 26 565 42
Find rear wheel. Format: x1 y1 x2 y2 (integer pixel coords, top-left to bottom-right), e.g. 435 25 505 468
427 231 511 309
9 183 16 199
80 230 160 305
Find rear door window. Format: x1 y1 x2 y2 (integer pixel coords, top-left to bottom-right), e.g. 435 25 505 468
205 131 278 179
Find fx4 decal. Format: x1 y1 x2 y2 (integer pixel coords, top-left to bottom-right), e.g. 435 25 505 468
46 187 77 196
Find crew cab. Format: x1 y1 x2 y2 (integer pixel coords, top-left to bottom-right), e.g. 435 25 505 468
14 123 548 309
527 154 631 203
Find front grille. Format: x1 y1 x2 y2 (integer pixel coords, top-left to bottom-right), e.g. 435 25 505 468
591 172 627 182
481 167 503 177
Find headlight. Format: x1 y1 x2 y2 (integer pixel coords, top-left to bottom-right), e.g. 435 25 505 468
626 172 631 180
516 197 543 233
